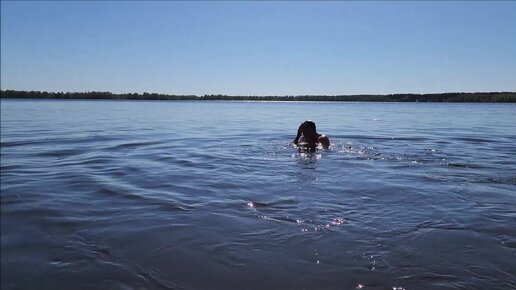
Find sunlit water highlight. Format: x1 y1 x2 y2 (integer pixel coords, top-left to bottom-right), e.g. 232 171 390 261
1 100 515 289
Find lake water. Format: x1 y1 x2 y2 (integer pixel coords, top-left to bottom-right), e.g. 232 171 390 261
1 99 515 290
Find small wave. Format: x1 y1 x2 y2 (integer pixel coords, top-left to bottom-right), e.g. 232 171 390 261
153 155 218 170
0 164 24 171
64 156 114 166
476 176 516 185
501 239 516 249
413 220 467 231
34 148 86 158
452 137 494 143
379 220 468 239
106 140 164 151
94 185 192 212
254 214 347 232
399 272 458 283
257 215 300 224
96 187 145 201
343 135 429 141
158 202 192 212
0 135 123 148
1 140 41 148
246 198 299 210
445 162 478 169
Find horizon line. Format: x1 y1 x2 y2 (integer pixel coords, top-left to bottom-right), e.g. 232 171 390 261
2 89 515 97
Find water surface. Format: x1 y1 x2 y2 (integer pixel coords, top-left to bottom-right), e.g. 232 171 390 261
1 100 515 289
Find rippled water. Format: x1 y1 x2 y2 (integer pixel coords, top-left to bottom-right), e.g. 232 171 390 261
1 99 515 289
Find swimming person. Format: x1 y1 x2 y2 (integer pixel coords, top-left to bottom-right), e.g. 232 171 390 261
292 120 330 151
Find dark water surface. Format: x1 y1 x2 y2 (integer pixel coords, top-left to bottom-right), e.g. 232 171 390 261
1 100 515 290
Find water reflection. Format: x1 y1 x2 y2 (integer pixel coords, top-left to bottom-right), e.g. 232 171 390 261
291 151 321 185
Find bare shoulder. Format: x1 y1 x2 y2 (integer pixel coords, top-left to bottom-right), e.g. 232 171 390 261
318 134 330 148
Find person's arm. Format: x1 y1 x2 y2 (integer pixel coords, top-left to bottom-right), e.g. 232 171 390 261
293 125 303 145
318 134 330 149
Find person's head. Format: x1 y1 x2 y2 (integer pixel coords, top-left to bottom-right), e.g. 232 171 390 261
300 120 318 138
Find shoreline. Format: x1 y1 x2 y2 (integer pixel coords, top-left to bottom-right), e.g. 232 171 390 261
2 90 515 103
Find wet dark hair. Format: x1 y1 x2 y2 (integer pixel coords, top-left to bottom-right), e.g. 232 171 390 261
303 120 316 131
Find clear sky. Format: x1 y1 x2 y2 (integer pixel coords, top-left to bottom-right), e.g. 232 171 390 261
1 1 515 95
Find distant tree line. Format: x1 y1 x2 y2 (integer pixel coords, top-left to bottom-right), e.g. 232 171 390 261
1 90 515 103
0 90 198 101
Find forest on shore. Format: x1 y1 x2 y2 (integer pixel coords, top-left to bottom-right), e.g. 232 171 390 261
1 90 515 103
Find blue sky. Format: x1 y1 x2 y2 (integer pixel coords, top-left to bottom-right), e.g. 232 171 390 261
1 1 515 95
